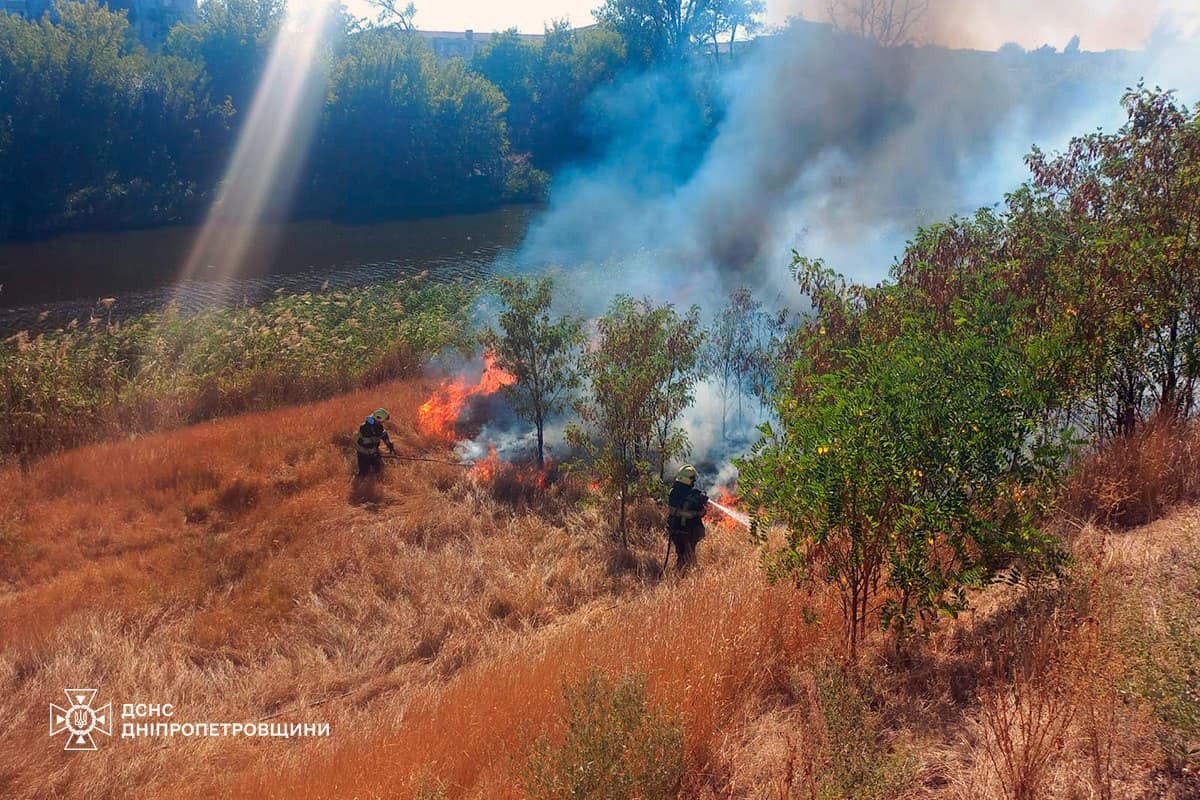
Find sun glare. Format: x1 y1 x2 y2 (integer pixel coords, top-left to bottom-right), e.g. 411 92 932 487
175 0 333 290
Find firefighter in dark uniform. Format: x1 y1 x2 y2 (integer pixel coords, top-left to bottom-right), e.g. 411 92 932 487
666 464 708 569
356 408 395 477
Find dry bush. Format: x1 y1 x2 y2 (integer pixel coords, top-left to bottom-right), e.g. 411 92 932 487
978 646 1076 800
1062 418 1200 528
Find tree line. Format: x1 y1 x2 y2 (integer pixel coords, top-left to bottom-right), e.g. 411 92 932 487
0 0 769 242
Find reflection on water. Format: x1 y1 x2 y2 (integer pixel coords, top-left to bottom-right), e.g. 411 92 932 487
0 206 536 334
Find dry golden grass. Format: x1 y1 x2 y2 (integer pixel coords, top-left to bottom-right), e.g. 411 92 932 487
229 557 834 800
1062 418 1200 529
3 379 1200 800
0 375 822 799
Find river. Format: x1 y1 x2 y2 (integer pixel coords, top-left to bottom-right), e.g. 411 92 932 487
0 206 537 335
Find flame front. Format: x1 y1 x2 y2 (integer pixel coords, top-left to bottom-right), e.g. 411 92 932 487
709 484 751 530
714 485 740 508
418 354 516 440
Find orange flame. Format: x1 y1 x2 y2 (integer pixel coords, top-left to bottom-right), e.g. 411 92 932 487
418 354 516 440
710 484 746 530
714 485 740 508
471 445 555 489
473 443 501 481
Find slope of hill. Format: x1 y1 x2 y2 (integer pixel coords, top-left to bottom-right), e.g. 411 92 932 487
1 377 1197 799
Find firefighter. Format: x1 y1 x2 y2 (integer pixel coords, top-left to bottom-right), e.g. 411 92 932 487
355 408 395 477
666 464 708 569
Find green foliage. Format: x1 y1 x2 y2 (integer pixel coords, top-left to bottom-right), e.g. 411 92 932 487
1124 560 1200 770
1014 87 1200 436
0 0 627 241
890 88 1200 440
307 30 514 218
473 23 626 170
567 296 703 540
0 1 231 239
0 278 476 457
742 257 1069 653
523 669 684 800
740 88 1199 656
799 663 914 799
694 0 765 64
594 0 717 64
164 0 285 111
481 276 585 467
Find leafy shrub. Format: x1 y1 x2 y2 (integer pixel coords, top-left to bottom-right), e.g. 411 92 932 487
741 314 1069 654
523 669 684 800
793 662 913 800
1124 561 1200 772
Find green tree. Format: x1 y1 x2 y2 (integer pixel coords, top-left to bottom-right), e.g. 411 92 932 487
740 259 1069 657
703 286 786 438
593 0 714 64
1017 87 1200 435
473 22 626 169
695 0 764 64
308 30 512 217
649 304 704 481
482 276 585 468
568 296 702 541
0 1 227 239
165 0 285 112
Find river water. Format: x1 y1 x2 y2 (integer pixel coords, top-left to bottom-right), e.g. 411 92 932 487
0 206 537 335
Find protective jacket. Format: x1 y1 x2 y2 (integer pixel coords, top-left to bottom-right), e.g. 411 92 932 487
667 480 708 527
356 420 393 455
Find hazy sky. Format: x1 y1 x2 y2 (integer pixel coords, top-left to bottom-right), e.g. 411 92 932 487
345 0 1198 51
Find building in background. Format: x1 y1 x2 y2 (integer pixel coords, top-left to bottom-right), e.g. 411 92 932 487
418 27 594 60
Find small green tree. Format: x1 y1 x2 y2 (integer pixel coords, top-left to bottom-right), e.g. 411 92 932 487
649 304 704 481
568 296 701 541
482 276 585 468
741 318 1068 656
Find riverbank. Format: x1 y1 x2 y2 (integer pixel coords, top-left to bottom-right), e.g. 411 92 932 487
0 206 537 333
0 276 477 460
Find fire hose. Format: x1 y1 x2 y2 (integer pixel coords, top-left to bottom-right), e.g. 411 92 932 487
381 454 472 467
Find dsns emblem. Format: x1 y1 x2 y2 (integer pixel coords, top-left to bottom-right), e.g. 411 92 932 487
50 689 112 751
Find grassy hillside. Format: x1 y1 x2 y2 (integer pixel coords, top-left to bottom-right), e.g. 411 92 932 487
1 373 1198 799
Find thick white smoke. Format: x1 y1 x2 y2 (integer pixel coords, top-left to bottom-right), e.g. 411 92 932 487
484 12 1200 483
520 19 1199 297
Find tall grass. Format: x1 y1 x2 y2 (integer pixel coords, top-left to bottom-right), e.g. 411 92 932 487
1063 418 1200 528
0 276 477 458
0 377 766 799
229 556 833 799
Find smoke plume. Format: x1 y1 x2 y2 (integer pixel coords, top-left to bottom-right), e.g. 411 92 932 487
490 10 1200 479
520 17 1199 303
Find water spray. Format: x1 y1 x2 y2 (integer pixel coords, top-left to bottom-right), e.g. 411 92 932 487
708 498 751 530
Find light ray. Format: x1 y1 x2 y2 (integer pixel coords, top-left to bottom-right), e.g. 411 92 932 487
177 0 333 289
